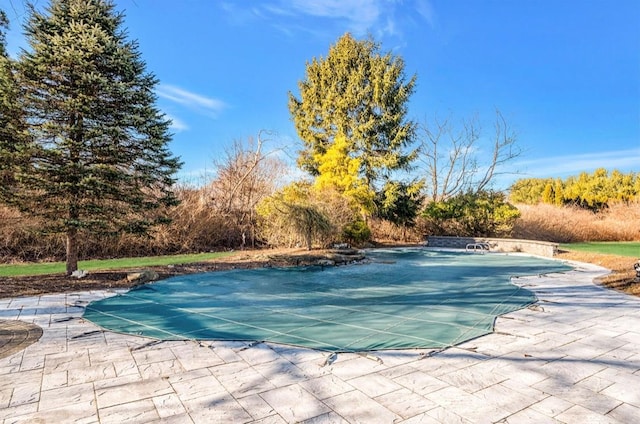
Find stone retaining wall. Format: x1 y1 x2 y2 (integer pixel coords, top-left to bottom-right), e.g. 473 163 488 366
426 236 559 257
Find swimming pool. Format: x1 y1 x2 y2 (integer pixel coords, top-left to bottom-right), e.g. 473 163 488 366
83 248 572 352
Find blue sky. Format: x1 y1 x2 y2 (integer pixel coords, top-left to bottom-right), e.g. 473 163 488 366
4 0 640 188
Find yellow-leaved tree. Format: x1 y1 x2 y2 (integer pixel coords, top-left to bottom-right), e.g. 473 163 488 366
289 33 422 230
313 135 375 215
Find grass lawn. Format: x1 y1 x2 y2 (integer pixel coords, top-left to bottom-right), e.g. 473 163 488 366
0 251 234 277
560 242 640 258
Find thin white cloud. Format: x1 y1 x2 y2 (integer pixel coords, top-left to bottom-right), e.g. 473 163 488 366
166 114 188 132
414 0 436 28
511 148 640 179
221 0 436 39
156 84 227 116
261 4 296 17
289 0 381 35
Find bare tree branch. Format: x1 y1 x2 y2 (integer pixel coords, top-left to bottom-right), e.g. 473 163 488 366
476 110 521 192
418 110 521 202
207 131 288 247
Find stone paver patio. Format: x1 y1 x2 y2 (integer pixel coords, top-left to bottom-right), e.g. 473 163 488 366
1 259 639 423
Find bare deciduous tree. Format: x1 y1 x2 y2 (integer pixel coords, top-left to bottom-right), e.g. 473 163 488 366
418 110 521 202
206 131 288 248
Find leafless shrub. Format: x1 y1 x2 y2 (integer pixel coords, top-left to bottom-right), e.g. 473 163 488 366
0 205 65 262
203 133 288 248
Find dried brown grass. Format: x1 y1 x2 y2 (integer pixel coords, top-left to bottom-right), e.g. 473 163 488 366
512 202 640 296
369 218 423 244
0 185 248 263
556 250 639 296
0 206 64 262
512 201 640 242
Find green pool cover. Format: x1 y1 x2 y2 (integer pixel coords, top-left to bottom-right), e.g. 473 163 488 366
83 248 571 352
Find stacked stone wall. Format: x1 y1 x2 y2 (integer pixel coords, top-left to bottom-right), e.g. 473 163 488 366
426 236 559 257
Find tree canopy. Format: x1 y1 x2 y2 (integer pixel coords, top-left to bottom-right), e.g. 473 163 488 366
289 33 417 186
417 110 520 202
509 169 639 210
313 135 375 214
423 190 520 237
8 0 181 273
288 32 422 230
0 11 27 204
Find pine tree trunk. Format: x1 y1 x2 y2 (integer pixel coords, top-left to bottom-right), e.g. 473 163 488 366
66 229 78 275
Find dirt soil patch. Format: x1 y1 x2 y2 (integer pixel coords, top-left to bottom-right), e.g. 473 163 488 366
1 247 638 298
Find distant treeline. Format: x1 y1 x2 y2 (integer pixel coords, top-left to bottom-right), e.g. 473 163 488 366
509 169 640 210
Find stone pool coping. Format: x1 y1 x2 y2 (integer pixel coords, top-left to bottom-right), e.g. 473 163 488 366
426 236 560 257
1 259 639 423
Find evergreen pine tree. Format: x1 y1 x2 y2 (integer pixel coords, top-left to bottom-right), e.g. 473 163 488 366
15 0 181 273
0 10 28 204
553 179 564 206
542 182 554 204
289 33 416 186
289 33 420 223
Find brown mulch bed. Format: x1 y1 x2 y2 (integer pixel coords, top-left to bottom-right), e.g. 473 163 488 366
0 248 363 298
1 247 638 298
